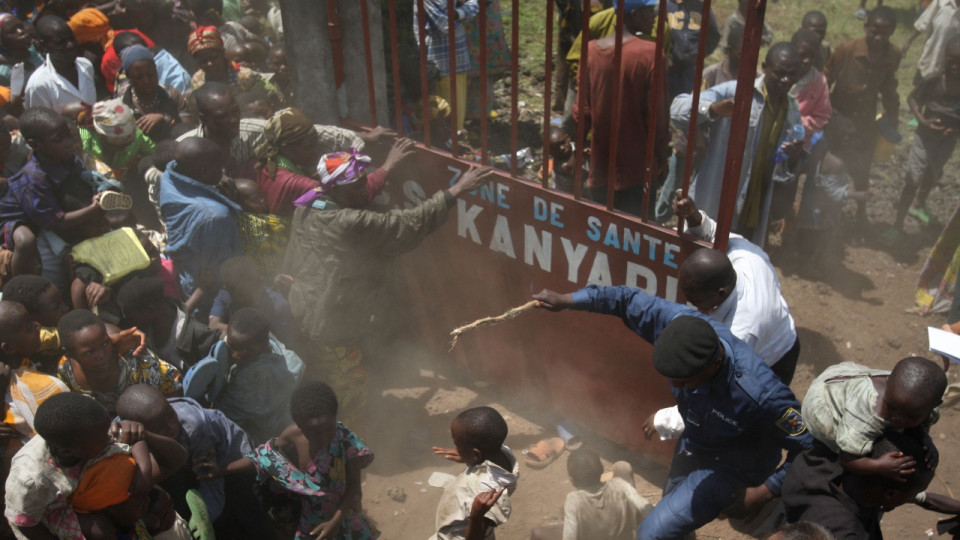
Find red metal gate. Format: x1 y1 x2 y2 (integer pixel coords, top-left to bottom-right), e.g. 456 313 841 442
336 0 770 461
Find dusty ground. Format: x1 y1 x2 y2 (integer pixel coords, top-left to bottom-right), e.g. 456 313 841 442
349 137 960 539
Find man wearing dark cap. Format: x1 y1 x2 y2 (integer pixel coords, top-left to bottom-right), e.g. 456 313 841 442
534 285 813 540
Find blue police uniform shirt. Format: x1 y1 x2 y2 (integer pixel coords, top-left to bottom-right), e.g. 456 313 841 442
570 285 813 494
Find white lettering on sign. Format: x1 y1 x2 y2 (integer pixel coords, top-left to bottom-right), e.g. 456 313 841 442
457 200 483 244
393 172 681 300
489 214 517 259
524 225 552 272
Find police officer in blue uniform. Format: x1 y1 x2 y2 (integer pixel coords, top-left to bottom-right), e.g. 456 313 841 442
534 285 813 540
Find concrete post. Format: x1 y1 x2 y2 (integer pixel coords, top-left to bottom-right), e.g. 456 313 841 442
339 0 390 125
277 0 339 124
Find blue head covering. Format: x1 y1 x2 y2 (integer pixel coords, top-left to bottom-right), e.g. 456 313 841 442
120 44 154 73
614 0 660 12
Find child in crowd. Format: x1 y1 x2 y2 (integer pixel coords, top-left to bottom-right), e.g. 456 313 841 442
236 89 273 120
232 177 290 280
800 10 830 69
795 117 871 272
702 23 742 89
0 107 111 276
214 307 300 444
212 380 378 539
70 459 192 540
55 308 182 415
208 255 296 346
891 36 960 234
78 99 156 181
117 276 220 371
530 449 651 540
116 384 269 537
3 392 169 538
545 125 589 195
431 406 518 540
824 6 901 227
0 300 68 445
3 274 71 370
801 357 947 479
790 29 832 149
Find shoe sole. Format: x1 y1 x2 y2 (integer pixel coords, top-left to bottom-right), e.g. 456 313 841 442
98 191 133 211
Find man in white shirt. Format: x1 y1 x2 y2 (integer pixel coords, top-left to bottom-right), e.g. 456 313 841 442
644 191 800 442
674 191 799 383
24 15 97 110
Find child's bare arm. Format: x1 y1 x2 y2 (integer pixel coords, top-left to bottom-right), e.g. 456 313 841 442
142 431 189 482
52 196 103 235
465 488 505 540
918 492 960 514
839 451 916 480
308 459 362 539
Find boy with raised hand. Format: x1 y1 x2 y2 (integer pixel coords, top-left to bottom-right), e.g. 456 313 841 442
431 406 519 540
116 384 267 539
4 392 186 539
0 107 109 277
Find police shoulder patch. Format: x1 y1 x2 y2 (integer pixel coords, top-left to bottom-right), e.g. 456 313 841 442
775 407 807 436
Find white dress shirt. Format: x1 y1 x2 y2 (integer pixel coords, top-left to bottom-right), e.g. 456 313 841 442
24 55 96 110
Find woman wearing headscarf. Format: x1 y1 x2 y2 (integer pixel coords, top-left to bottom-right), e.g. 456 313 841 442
118 44 188 142
0 12 42 107
67 7 113 89
282 154 492 426
253 107 413 218
187 25 277 103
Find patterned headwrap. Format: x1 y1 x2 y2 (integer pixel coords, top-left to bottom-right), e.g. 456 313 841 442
0 13 15 48
254 107 317 177
67 8 114 48
293 148 371 207
316 148 371 192
188 25 224 56
70 454 136 513
92 98 136 144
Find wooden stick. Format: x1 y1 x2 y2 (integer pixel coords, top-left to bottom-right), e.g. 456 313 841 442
449 300 541 351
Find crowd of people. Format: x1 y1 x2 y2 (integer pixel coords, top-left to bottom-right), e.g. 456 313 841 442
0 0 955 539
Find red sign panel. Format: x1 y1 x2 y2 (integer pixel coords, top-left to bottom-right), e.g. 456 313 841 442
374 148 703 464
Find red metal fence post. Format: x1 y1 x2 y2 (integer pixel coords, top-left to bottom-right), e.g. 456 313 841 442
573 0 591 199
677 0 714 235
510 0 520 176
713 0 767 252
641 0 668 222
359 0 379 125
447 0 460 155
479 0 489 164
604 0 625 211
541 0 555 187
388 0 403 134
416 0 432 147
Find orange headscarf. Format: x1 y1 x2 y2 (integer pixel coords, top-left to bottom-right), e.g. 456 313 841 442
188 26 224 56
70 454 137 514
67 8 114 48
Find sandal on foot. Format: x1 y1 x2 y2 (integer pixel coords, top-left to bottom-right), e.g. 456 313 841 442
98 191 133 211
908 206 933 226
524 437 565 468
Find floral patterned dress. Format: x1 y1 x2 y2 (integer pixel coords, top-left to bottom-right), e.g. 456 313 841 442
247 423 378 539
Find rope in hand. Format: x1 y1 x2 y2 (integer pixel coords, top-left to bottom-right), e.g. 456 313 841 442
449 300 541 351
